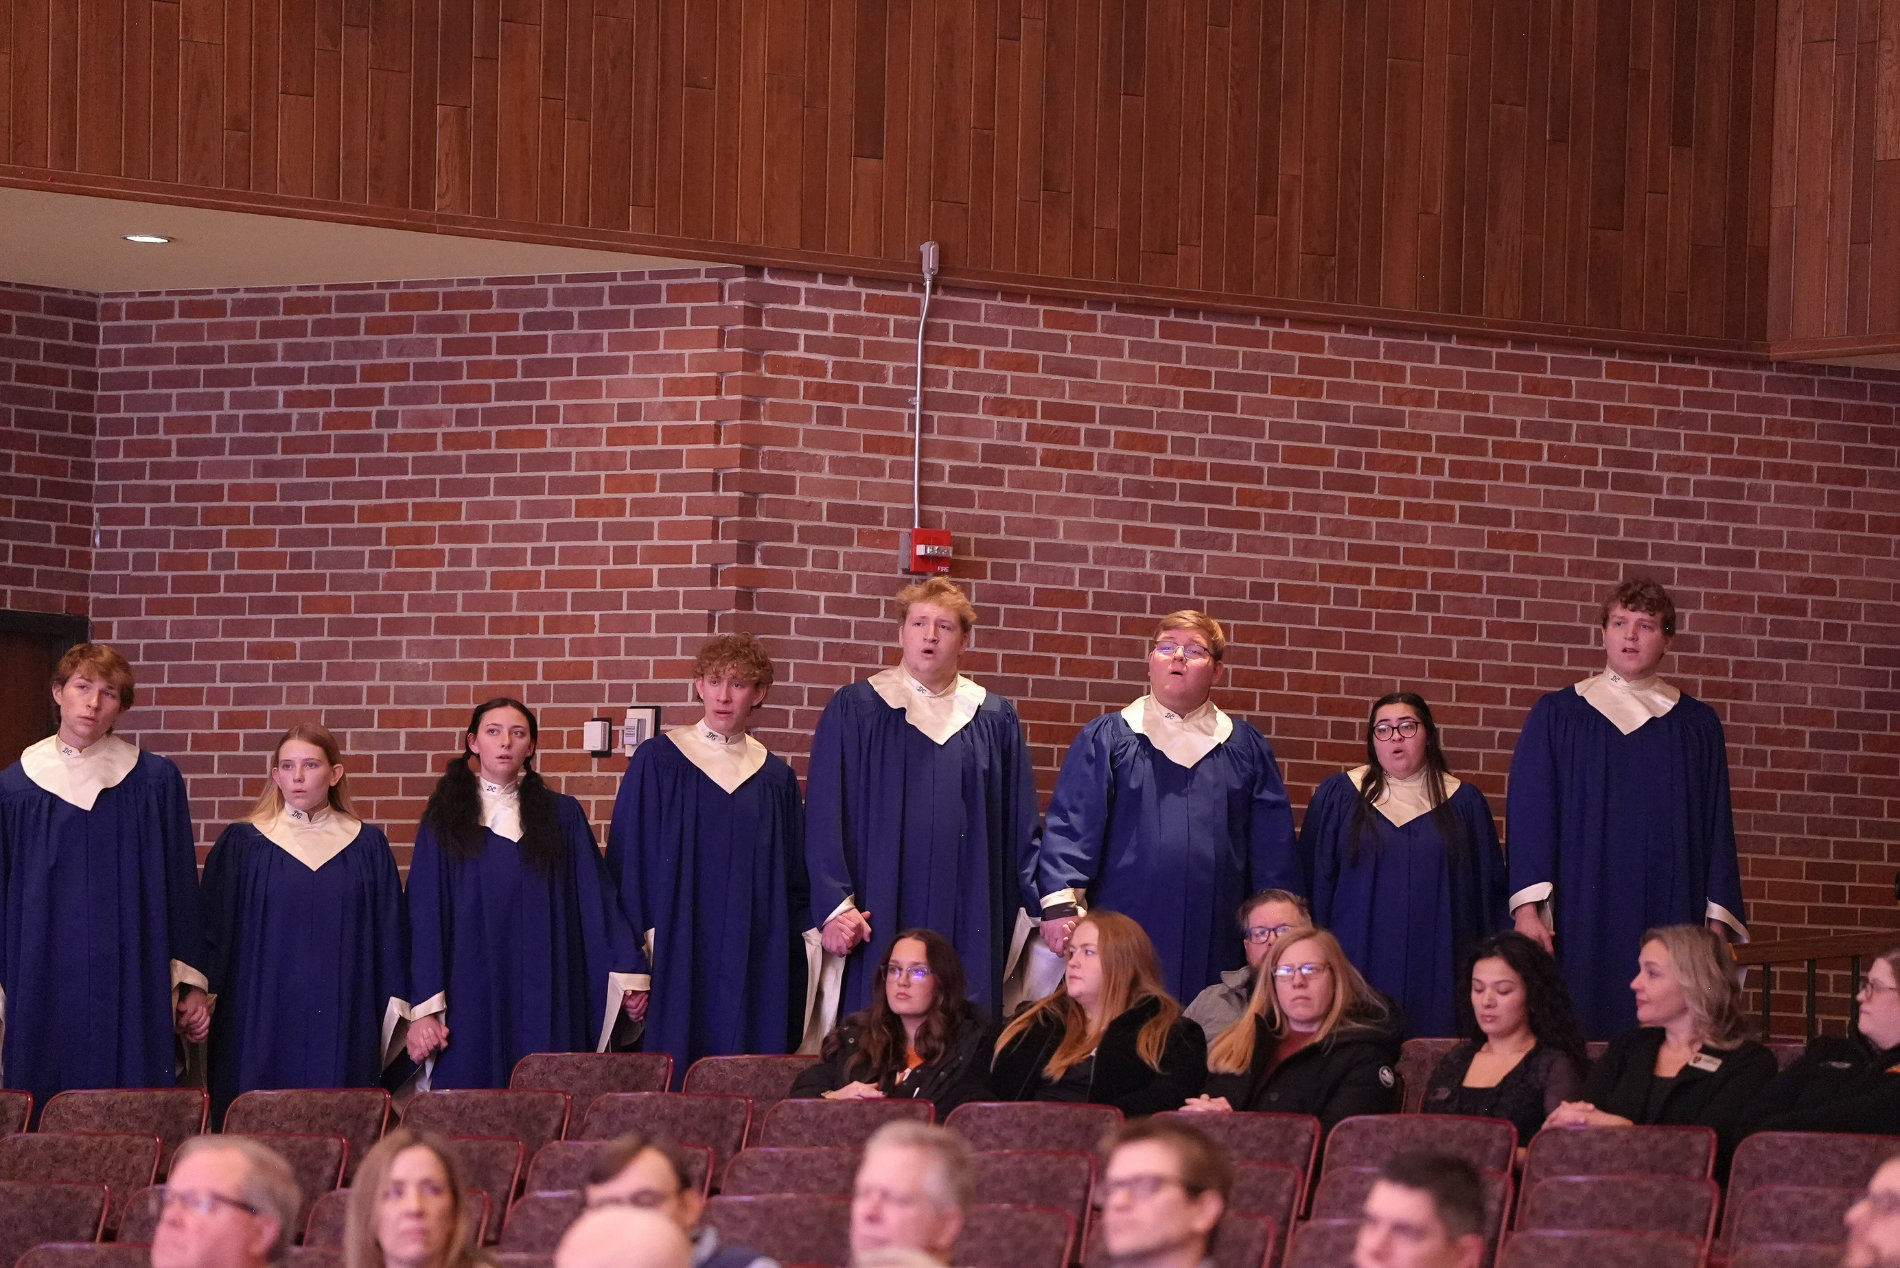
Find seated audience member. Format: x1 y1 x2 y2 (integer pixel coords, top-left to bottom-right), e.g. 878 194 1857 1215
1845 1154 1900 1268
343 1129 488 1268
1354 1152 1487 1268
1544 924 1775 1169
1183 927 1402 1130
151 1136 301 1268
850 1121 975 1267
556 1208 693 1268
791 928 993 1114
584 1133 776 1268
1743 944 1900 1136
1183 889 1310 1042
1422 931 1589 1143
991 911 1207 1113
1097 1119 1231 1268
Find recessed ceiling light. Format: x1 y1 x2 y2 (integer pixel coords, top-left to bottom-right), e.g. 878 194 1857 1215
123 233 170 244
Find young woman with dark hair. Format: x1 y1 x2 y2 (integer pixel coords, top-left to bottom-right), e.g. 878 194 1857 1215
1421 930 1589 1142
791 928 994 1114
404 698 645 1088
1300 692 1507 1037
990 911 1206 1113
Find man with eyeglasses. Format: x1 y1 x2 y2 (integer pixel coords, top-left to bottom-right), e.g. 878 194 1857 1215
1845 1155 1900 1268
583 1133 777 1268
849 1121 974 1266
1097 1118 1230 1268
150 1136 301 1268
1039 610 1302 1001
1353 1152 1485 1268
1183 890 1311 1041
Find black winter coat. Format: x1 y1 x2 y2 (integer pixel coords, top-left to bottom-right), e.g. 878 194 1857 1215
1202 1010 1404 1130
989 996 1207 1114
1740 1034 1900 1137
789 1006 995 1115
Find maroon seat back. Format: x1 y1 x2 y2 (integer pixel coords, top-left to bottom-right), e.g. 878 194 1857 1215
223 1090 391 1183
40 1091 207 1181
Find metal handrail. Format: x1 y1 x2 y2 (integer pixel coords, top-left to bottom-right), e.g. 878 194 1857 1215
1734 931 1899 1040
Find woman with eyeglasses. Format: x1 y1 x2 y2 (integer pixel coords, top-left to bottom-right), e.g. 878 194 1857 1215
343 1128 489 1268
1742 944 1900 1137
990 911 1206 1113
1181 927 1402 1130
1420 931 1589 1143
789 927 995 1113
1300 692 1506 1038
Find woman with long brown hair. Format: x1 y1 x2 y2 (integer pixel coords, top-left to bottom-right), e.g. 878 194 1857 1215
202 723 407 1122
990 911 1205 1113
344 1129 488 1268
1182 926 1402 1130
790 928 994 1113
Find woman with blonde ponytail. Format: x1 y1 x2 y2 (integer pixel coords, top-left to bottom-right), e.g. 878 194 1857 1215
990 911 1205 1113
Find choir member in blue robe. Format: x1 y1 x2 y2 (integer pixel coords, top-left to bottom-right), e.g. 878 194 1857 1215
202 723 408 1121
1508 577 1747 1038
0 644 209 1117
405 698 646 1089
805 577 1038 1019
607 634 808 1080
1038 611 1302 1003
1302 692 1508 1038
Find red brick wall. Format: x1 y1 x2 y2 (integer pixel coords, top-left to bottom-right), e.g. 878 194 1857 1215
15 265 1900 955
1 284 98 615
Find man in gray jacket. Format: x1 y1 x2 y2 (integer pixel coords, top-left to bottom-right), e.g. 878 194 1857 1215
1182 889 1309 1040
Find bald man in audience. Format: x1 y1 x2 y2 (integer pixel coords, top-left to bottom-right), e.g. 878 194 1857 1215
849 1121 974 1266
150 1137 301 1268
556 1207 693 1268
1845 1156 1900 1268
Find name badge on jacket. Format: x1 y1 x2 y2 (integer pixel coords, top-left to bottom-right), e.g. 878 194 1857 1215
1687 1052 1724 1073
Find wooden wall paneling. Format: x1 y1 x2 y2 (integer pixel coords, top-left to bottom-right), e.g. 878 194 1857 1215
368 63 412 210
249 0 281 194
1484 1 1528 319
1137 0 1181 289
709 0 744 245
1792 19 1835 338
797 0 834 257
223 0 254 189
44 0 79 174
1274 1 1306 302
180 16 223 187
1297 0 1339 299
1194 10 1229 294
1823 3 1858 338
12 0 52 169
1684 0 1727 337
1382 5 1423 311
495 13 537 221
468 2 498 218
1848 25 1877 335
1516 0 1550 319
1434 0 1469 317
987 1 1022 273
534 0 570 226
1334 0 1369 305
588 11 633 229
78 0 125 176
339 15 370 204
120 1 153 182
1035 0 1073 279
404 0 438 212
928 0 974 264
1738 0 1773 343
1350 0 1390 310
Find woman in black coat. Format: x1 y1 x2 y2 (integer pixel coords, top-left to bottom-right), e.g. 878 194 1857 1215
1545 924 1775 1170
1182 926 1401 1131
1742 942 1900 1136
990 911 1205 1114
790 927 993 1114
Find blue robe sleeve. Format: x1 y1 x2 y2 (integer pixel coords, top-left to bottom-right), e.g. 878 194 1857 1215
1300 774 1358 928
602 750 659 975
784 770 813 932
1695 713 1746 931
1505 696 1560 909
406 821 450 1014
1457 785 1510 934
559 797 648 1046
1038 718 1116 907
803 691 860 922
1248 737 1303 896
199 824 245 996
159 763 209 983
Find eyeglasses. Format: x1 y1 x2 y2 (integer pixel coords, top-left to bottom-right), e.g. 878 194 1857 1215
143 1188 259 1219
1859 977 1900 998
587 1189 680 1211
1152 642 1213 663
884 965 934 983
1095 1174 1196 1206
1271 962 1331 982
1372 718 1421 741
1243 924 1295 945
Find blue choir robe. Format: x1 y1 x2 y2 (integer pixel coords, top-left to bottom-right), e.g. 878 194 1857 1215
202 811 408 1120
1303 768 1508 1038
805 670 1038 1017
0 735 208 1114
408 782 646 1089
607 724 809 1079
1507 675 1747 1037
1039 697 1303 1002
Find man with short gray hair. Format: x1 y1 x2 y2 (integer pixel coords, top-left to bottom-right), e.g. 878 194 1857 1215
151 1136 301 1268
849 1121 974 1266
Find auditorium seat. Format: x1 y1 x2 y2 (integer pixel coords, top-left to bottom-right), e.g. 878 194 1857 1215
402 1090 570 1164
1153 1111 1321 1201
701 1194 851 1267
1323 1115 1516 1176
681 1055 813 1144
1283 1218 1363 1268
508 1053 674 1117
15 1244 153 1268
496 1191 585 1254
971 1150 1096 1251
0 1092 31 1136
0 1133 161 1236
1519 1125 1716 1203
1495 1229 1702 1268
442 1136 525 1216
1515 1175 1718 1243
722 1146 860 1197
1724 1185 1860 1255
220 1133 347 1231
1228 1162 1303 1230
1730 1244 1848 1268
39 1090 207 1180
0 1181 108 1268
577 1093 751 1186
1397 1039 1464 1113
525 1140 711 1199
955 1203 1074 1268
1722 1133 1900 1249
943 1102 1122 1155
757 1097 933 1148
223 1089 391 1183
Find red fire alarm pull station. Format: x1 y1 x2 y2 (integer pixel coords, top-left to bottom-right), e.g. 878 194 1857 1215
907 528 953 574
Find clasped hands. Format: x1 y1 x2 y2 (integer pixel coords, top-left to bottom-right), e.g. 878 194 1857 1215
401 988 649 1063
822 908 873 956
